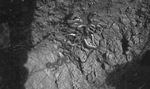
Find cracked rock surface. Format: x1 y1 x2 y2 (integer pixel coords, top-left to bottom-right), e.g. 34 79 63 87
1 0 150 89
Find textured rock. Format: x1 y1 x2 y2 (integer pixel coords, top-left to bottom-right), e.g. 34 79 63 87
1 0 150 89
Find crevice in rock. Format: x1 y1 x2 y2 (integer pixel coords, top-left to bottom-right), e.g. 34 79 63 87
121 36 129 55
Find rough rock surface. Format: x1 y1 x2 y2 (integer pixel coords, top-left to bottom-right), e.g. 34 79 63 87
1 0 150 89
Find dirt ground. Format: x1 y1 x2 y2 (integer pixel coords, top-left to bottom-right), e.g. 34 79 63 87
0 0 150 89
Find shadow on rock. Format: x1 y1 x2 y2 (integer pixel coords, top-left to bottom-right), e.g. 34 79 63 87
106 51 150 89
0 0 37 89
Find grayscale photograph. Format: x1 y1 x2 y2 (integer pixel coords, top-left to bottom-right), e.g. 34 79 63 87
0 0 150 89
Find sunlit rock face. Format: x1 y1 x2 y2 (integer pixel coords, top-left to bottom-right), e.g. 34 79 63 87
25 0 150 89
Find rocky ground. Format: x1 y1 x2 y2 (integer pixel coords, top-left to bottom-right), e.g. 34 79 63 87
0 0 150 89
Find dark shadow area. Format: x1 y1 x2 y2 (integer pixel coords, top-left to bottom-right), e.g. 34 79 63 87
140 50 150 66
106 52 150 89
0 0 37 89
121 36 129 55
